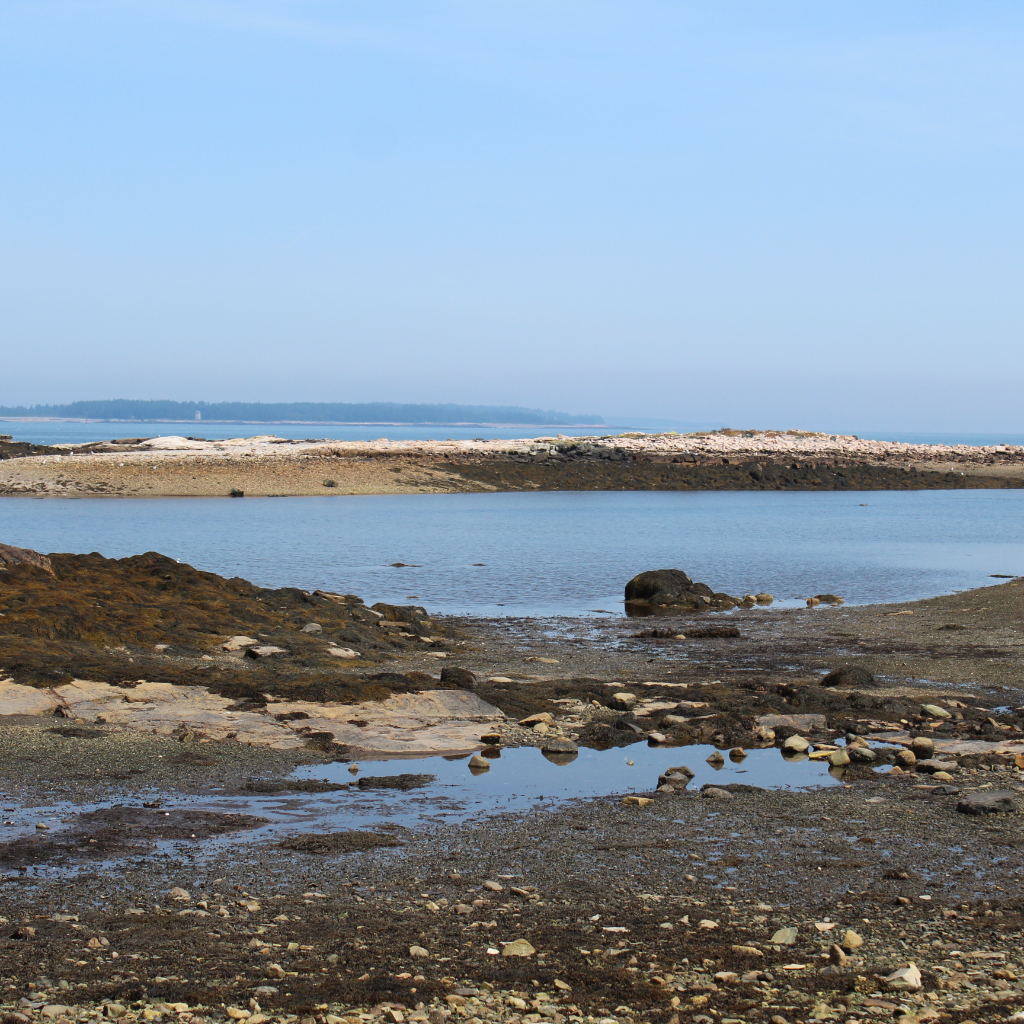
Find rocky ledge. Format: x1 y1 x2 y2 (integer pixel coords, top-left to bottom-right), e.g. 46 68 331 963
1 430 1023 496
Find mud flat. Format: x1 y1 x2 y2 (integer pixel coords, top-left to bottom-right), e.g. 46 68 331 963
1 430 1023 497
1 545 1024 1020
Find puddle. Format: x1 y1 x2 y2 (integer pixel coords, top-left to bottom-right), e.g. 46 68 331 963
289 741 841 819
0 744 841 879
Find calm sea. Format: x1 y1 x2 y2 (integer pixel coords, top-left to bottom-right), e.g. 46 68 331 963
1 490 1020 616
4 420 1024 448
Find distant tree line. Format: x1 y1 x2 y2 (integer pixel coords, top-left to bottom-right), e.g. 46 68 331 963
0 400 604 425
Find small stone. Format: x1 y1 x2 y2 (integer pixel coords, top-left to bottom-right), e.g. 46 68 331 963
895 749 917 768
222 635 257 651
519 712 554 726
782 735 810 754
910 736 935 757
842 929 863 950
245 645 288 658
932 770 955 782
922 704 951 719
533 721 550 734
621 795 654 806
731 945 763 957
468 755 490 771
327 646 360 658
264 964 286 979
915 758 958 774
166 887 191 903
658 922 674 930
771 927 798 945
554 979 572 991
698 919 718 930
40 1007 72 1019
885 964 922 992
610 692 638 711
752 725 776 744
409 945 429 958
647 731 668 744
482 880 504 891
849 746 878 763
829 944 848 966
226 1009 250 1020
501 939 536 957
714 971 738 983
301 623 322 634
828 749 850 767
706 750 725 765
702 787 733 800
729 747 747 760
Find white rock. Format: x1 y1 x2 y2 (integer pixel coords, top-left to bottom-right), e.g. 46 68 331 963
221 636 258 651
885 964 922 992
327 647 360 658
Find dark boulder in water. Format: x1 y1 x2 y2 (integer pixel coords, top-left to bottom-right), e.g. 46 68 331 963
624 568 738 611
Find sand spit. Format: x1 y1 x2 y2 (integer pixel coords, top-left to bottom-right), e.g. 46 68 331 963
2 429 1023 496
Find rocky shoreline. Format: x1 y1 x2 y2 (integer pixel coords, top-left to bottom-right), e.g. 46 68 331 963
0 546 1022 1023
1 431 1023 497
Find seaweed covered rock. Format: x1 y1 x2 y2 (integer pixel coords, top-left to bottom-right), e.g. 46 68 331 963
624 569 739 611
820 665 877 688
0 546 445 702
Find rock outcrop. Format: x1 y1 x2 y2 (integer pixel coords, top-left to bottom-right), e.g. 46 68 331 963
624 569 740 611
0 543 52 573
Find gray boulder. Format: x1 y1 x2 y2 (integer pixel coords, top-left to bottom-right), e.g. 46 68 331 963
956 791 1019 815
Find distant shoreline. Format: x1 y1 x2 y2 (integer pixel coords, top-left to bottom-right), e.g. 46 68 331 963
0 416 607 427
2 430 1023 497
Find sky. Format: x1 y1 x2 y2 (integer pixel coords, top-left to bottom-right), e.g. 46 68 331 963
2 1 1023 432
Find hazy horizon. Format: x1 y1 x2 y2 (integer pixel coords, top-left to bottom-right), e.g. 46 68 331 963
3 2 1023 433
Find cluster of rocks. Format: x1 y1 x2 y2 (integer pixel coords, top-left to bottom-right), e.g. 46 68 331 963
623 569 773 613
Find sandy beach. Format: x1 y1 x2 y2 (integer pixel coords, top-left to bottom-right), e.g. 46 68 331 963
2 431 1023 497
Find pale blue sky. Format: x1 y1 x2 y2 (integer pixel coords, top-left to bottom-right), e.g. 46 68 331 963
2 1 1023 431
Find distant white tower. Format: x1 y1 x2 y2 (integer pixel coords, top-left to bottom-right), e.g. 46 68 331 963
195 411 201 420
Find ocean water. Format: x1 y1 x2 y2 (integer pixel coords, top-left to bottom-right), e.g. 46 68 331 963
1 490 1020 616
2 421 613 446
5 420 1024 448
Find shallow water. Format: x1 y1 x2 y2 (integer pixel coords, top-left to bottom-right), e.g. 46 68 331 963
2 421 613 446
2 742 841 879
1 489 1021 615
6 420 1024 448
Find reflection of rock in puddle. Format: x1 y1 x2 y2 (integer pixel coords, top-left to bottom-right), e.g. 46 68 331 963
356 773 434 791
277 830 404 855
0 807 267 866
242 779 349 794
542 749 578 766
